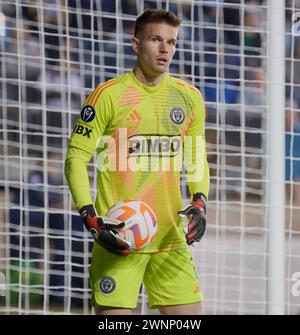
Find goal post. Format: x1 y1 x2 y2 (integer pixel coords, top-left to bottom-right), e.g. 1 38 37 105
266 0 285 315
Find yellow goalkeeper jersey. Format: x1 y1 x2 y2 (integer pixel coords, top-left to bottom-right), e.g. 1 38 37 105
65 71 210 252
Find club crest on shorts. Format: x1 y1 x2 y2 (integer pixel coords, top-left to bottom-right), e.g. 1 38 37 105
99 276 116 294
169 107 185 125
80 105 96 123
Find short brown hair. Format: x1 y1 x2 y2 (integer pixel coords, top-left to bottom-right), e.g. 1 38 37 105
134 9 181 37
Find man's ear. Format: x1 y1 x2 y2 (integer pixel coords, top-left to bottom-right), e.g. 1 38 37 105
131 36 139 54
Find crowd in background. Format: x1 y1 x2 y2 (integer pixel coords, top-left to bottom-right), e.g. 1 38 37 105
0 0 300 309
1 1 299 167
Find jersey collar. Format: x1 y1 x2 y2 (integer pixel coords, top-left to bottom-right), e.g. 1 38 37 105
130 70 169 94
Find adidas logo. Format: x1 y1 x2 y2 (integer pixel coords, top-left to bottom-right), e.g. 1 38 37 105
127 110 141 121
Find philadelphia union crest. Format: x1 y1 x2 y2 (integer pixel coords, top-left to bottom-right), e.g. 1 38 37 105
169 107 185 125
99 276 116 294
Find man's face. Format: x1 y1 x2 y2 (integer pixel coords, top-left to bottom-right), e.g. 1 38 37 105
132 22 178 76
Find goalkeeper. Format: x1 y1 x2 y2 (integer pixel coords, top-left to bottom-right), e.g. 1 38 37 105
65 9 210 315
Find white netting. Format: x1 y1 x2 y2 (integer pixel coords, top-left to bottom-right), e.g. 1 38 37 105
0 0 299 314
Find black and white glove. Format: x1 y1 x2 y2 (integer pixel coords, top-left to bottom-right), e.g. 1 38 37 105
79 204 131 255
178 193 207 245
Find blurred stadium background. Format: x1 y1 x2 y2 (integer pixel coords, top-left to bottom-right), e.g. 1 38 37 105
0 0 300 314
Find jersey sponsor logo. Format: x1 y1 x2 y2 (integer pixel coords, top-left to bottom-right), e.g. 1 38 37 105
80 105 96 123
99 276 116 294
128 134 181 157
72 124 93 138
169 107 185 125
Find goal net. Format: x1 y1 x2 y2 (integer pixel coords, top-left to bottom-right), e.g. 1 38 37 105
0 0 299 315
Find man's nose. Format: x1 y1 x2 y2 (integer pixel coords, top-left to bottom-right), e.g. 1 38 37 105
159 41 168 53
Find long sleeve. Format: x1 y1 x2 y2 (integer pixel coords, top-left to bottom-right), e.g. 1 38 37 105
64 146 94 210
185 90 210 200
65 81 115 210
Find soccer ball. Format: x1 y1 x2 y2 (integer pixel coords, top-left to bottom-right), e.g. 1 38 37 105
107 200 158 251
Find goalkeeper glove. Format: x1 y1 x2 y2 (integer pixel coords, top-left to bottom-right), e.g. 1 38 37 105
178 193 207 245
79 204 131 256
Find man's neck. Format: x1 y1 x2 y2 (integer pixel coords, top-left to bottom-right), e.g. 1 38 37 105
133 66 165 87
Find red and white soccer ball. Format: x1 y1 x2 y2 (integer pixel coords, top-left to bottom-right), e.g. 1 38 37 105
107 200 158 251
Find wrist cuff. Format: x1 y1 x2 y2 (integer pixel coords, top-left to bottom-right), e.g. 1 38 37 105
192 193 207 205
79 204 96 218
